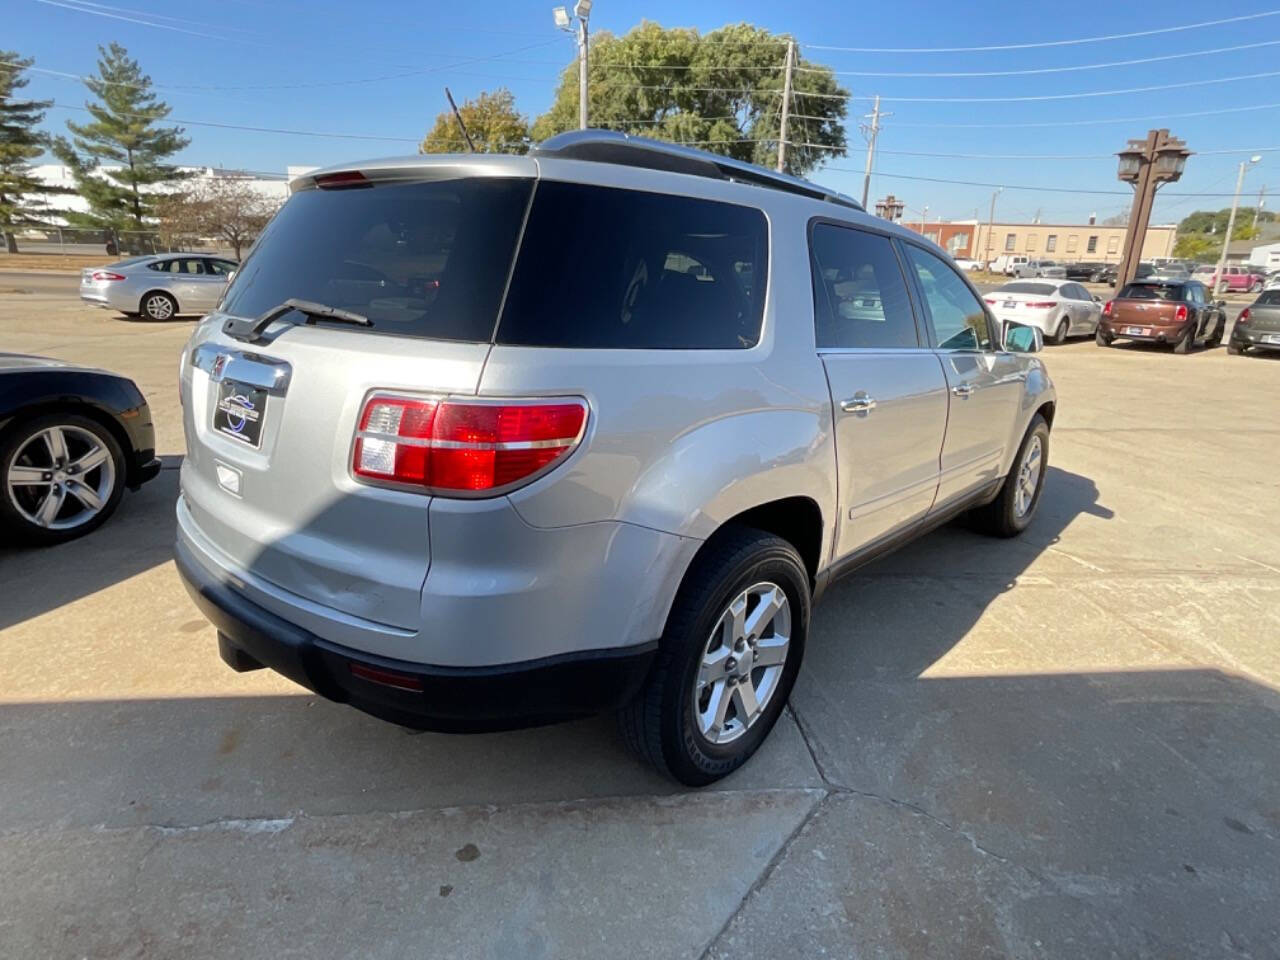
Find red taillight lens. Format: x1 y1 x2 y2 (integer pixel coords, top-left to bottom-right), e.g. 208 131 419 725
1174 304 1188 322
352 394 588 495
91 271 125 281
1024 301 1056 309
983 298 996 305
1103 300 1114 316
315 170 369 189
1238 308 1251 324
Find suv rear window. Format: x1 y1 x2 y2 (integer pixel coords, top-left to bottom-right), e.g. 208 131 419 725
1257 290 1280 305
220 178 533 342
1118 283 1184 301
497 181 767 349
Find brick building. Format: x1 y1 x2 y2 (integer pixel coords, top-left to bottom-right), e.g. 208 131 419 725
900 219 1178 264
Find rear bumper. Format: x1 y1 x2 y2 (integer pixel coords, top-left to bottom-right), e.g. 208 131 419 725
1100 320 1188 343
1230 327 1280 349
175 537 658 732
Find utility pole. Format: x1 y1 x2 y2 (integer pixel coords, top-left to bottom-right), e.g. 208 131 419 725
1213 156 1262 293
776 40 796 173
1114 129 1191 289
984 187 1003 270
444 87 475 152
860 95 888 209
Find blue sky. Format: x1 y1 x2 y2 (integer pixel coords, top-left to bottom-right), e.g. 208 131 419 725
8 0 1279 225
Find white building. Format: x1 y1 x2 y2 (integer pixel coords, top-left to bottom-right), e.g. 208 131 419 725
1248 240 1280 271
28 163 295 224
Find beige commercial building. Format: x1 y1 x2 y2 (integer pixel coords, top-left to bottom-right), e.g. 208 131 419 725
901 219 1178 264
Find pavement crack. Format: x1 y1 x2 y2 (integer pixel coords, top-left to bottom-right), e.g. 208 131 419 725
696 788 828 960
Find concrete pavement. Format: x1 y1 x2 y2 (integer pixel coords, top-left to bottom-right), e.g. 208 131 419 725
1 297 1278 958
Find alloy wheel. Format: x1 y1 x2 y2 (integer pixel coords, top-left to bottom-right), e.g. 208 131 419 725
5 424 116 531
691 581 791 745
145 294 175 320
1014 434 1043 519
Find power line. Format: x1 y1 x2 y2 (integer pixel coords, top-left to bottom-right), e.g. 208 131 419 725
48 103 420 143
796 39 1280 78
889 101 1280 129
824 166 1266 198
803 10 1280 53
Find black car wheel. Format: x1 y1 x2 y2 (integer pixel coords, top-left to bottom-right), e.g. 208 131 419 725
1173 324 1194 354
618 525 809 786
1095 327 1113 347
1053 319 1069 345
1227 340 1246 356
968 415 1050 538
0 413 127 545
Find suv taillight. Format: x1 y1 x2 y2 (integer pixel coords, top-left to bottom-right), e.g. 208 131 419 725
1238 308 1251 324
1174 304 1188 321
352 394 588 495
1102 300 1113 316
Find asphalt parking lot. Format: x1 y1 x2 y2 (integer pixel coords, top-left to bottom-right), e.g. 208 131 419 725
2 281 1279 959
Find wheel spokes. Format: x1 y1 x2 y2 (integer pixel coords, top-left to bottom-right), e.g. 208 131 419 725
66 478 104 511
8 465 49 486
35 487 66 526
754 636 789 668
70 444 109 474
42 426 68 464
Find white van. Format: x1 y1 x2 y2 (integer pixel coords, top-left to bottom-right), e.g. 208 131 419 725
993 254 1029 275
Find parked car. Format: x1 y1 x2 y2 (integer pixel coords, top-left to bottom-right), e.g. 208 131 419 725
1190 264 1266 294
1013 260 1067 279
952 257 982 271
983 280 1101 344
993 254 1029 275
1096 279 1227 353
0 354 160 544
1100 262 1154 286
1151 264 1191 282
1228 289 1280 355
174 132 1057 785
80 254 239 321
1063 261 1105 282
1264 270 1280 291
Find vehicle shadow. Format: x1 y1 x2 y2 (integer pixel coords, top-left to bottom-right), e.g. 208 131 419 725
0 464 179 631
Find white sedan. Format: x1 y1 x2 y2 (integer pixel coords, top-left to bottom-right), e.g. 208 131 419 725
983 279 1102 344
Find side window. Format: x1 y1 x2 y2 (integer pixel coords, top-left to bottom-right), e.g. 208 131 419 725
808 223 918 349
497 181 768 349
904 244 993 352
181 258 206 275
207 259 235 277
148 259 173 272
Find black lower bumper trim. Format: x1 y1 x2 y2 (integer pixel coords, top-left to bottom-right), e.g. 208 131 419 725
175 538 657 732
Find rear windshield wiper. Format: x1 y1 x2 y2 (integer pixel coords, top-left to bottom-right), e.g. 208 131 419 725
222 298 371 343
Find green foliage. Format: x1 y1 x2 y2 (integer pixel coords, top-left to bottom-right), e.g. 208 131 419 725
0 52 61 252
531 22 848 177
1178 208 1273 239
421 88 530 154
52 43 189 231
1172 232 1220 261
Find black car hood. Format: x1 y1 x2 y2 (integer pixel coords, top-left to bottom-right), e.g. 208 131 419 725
0 353 108 375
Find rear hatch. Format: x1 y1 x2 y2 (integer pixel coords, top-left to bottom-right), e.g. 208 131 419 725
1245 292 1280 336
180 165 534 628
1110 283 1183 331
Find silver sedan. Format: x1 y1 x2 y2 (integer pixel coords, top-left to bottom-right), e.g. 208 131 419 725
79 254 238 321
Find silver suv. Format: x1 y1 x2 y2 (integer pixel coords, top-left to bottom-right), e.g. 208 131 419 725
177 132 1056 785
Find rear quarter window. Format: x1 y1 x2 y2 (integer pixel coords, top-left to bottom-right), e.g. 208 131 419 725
497 181 768 349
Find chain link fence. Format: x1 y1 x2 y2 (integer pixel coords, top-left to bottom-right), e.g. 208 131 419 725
6 227 235 258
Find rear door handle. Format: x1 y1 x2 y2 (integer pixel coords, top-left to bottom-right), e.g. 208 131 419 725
951 383 974 399
841 392 877 413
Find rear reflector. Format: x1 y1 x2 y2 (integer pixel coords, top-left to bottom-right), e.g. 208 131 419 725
91 271 125 281
353 394 588 496
348 661 424 692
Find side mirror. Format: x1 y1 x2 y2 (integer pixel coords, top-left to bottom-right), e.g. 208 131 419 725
1093 295 1102 303
1003 322 1042 353
1216 299 1227 308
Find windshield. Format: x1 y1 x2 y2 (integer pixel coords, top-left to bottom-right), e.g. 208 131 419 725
220 178 532 342
998 282 1057 295
1118 283 1184 301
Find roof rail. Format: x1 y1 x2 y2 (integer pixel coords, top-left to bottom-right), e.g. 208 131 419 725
531 130 864 212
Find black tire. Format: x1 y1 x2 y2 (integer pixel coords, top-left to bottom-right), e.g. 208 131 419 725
1251 280 1263 293
1207 316 1225 347
1052 318 1069 345
967 415 1049 539
618 526 810 786
140 291 178 321
1173 324 1194 354
1095 327 1113 347
0 412 127 546
1227 340 1245 356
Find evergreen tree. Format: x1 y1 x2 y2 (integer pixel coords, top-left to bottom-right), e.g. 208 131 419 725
0 52 57 254
53 43 189 236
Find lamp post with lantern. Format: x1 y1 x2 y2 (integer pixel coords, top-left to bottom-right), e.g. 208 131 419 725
552 0 593 130
1115 129 1191 290
874 194 904 222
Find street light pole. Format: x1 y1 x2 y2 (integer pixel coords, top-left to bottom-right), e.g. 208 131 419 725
1115 129 1191 289
1214 156 1262 293
553 1 592 130
984 187 1003 271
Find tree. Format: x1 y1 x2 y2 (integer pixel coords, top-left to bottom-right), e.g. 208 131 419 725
531 22 848 177
421 88 529 154
0 52 61 253
154 175 281 258
52 43 189 235
1171 207 1275 259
